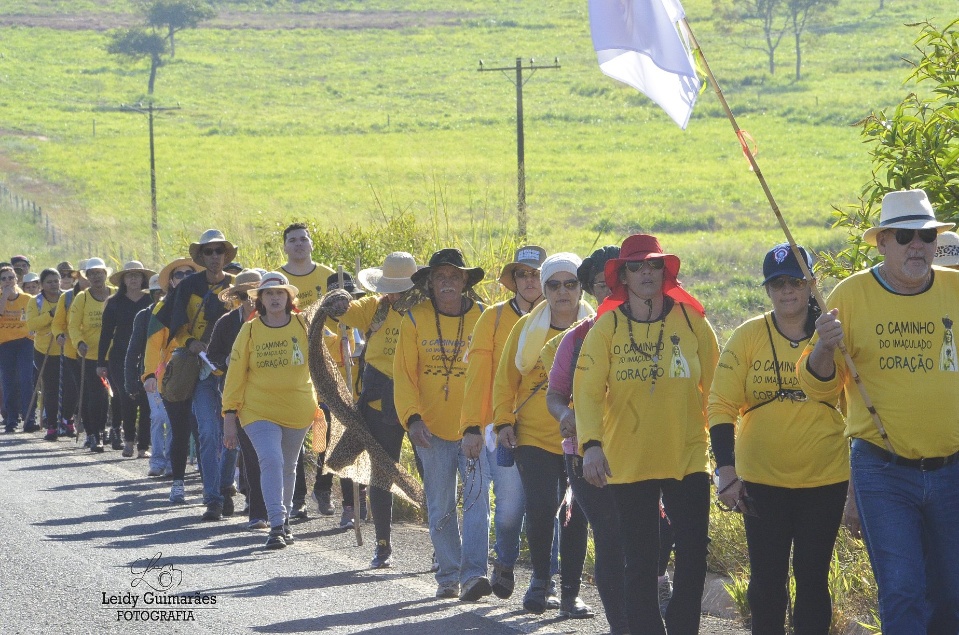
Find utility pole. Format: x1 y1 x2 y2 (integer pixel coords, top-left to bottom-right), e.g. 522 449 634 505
478 57 560 240
117 101 182 263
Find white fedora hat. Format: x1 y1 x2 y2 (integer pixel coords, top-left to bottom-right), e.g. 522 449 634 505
357 252 420 294
862 189 954 246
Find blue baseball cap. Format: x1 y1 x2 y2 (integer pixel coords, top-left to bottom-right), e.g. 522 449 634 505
762 243 813 285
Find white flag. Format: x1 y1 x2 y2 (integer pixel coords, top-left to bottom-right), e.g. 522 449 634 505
590 0 701 129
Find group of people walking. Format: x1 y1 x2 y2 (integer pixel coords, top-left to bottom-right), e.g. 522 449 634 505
4 189 958 634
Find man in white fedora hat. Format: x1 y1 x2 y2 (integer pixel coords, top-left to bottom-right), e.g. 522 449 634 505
320 251 422 568
156 229 236 506
799 189 959 633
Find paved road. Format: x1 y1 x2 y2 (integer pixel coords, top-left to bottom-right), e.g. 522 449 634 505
0 433 747 634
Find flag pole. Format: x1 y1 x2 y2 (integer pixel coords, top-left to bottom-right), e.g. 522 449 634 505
681 19 895 453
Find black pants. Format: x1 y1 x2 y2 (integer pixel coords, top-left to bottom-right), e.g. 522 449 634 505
77 358 109 436
108 358 150 449
237 423 267 522
163 396 199 481
514 445 588 594
611 472 710 635
35 349 78 428
744 480 848 635
292 410 360 505
567 453 628 631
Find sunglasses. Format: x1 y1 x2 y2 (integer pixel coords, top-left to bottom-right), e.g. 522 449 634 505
171 271 190 280
893 228 938 245
0 275 16 282
624 259 665 273
513 269 540 280
544 279 580 292
766 276 808 291
202 247 226 256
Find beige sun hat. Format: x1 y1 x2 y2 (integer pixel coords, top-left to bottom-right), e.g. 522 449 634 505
934 231 959 268
498 245 548 292
22 272 40 284
862 190 954 246
357 252 420 294
248 271 299 302
158 257 203 293
148 274 162 292
218 269 263 303
109 260 157 287
79 257 113 278
189 229 238 266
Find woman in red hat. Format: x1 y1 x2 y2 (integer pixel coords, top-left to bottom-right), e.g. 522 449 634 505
573 234 719 635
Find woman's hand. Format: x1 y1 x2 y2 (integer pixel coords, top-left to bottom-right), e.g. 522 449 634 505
143 377 157 393
714 465 745 510
77 342 88 358
96 367 108 379
223 413 239 450
497 425 517 450
583 445 612 488
842 481 861 538
559 408 576 438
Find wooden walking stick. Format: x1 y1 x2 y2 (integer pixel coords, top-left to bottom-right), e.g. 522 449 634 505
681 20 895 453
26 337 54 431
56 341 65 434
338 265 363 547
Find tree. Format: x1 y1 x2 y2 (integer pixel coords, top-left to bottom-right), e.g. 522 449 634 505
107 28 168 94
786 0 837 80
143 0 215 58
818 19 959 280
714 0 790 75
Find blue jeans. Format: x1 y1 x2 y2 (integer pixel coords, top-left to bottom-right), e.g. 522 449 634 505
852 439 959 634
147 391 171 472
192 375 238 505
488 447 526 567
0 337 36 428
416 436 491 586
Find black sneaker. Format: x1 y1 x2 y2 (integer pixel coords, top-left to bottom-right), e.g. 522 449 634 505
290 501 308 520
111 429 123 451
43 429 59 442
314 490 335 516
546 578 560 610
90 434 104 453
559 595 595 619
282 521 294 545
23 423 40 433
265 527 287 550
490 560 515 599
370 540 393 569
201 503 223 521
221 494 235 517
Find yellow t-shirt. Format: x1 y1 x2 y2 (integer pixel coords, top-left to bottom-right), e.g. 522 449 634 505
281 263 336 310
0 293 31 345
573 303 719 483
143 301 173 383
339 294 405 379
69 289 109 361
460 299 524 433
26 294 60 353
51 290 79 360
493 314 564 454
798 266 959 459
222 313 318 428
708 312 848 487
393 299 484 441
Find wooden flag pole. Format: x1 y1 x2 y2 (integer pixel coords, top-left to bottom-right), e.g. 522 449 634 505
338 265 363 547
682 19 894 453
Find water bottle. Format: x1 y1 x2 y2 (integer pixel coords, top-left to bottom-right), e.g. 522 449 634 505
496 443 515 468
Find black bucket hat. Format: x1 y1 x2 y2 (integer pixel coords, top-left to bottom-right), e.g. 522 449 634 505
411 248 485 289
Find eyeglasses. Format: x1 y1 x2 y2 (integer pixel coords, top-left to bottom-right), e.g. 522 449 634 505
766 276 809 291
202 247 226 256
0 276 16 282
893 228 938 245
513 269 540 280
544 279 580 292
171 271 190 280
624 259 665 273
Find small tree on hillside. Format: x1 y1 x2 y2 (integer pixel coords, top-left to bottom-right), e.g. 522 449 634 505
143 0 216 58
714 0 790 74
787 0 837 80
107 28 168 94
818 19 959 280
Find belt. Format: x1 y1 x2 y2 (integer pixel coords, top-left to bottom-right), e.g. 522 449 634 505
853 438 959 472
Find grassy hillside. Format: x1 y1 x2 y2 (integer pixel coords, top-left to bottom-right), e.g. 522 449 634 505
0 0 955 333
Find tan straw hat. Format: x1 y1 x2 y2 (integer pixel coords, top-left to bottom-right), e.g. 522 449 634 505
109 260 157 287
862 190 954 246
218 269 263 303
357 252 420 294
189 229 238 266
248 271 299 302
158 257 203 293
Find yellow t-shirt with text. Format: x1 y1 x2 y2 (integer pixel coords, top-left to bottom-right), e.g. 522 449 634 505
0 293 32 344
282 263 336 310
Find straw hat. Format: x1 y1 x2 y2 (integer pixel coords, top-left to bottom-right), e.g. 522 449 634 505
158 257 203 293
934 231 959 268
498 245 547 292
189 229 238 266
862 190 954 246
410 248 485 289
357 252 419 294
56 261 77 279
218 269 263 303
109 260 157 287
248 271 299 302
79 257 113 278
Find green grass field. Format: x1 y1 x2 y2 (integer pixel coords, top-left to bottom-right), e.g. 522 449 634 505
0 0 955 334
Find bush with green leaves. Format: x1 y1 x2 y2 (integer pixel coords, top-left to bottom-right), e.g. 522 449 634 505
819 18 959 281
